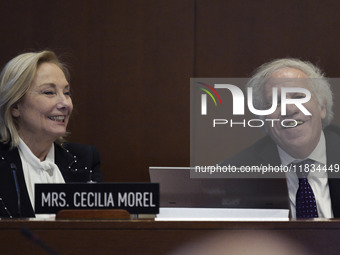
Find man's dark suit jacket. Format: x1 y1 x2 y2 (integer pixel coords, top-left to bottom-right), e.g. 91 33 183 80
220 125 340 217
0 142 103 218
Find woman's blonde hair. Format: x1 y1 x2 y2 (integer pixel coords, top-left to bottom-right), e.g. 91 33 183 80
0 50 70 148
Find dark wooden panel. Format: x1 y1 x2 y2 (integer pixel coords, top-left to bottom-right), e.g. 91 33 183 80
0 0 194 181
195 0 340 77
0 220 340 255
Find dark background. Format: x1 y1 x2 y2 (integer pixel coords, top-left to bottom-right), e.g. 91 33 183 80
1 0 340 182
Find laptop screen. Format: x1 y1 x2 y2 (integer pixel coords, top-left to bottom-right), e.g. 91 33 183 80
149 166 289 209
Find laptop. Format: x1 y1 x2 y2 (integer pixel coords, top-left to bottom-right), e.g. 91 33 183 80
149 167 289 209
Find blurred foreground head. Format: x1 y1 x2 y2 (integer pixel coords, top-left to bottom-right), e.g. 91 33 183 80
169 231 313 255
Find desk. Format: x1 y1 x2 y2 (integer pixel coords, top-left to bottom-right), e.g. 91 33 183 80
0 219 339 254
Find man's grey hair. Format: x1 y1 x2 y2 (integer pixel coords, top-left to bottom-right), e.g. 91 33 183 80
246 58 333 127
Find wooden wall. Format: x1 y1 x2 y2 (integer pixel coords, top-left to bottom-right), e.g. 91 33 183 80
1 0 340 181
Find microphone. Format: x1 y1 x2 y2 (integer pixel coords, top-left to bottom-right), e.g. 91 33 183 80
11 163 21 217
21 228 59 255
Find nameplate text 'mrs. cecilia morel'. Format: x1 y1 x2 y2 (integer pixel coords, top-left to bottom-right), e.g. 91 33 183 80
35 183 159 214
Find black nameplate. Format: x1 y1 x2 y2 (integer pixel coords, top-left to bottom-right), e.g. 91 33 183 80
35 183 159 214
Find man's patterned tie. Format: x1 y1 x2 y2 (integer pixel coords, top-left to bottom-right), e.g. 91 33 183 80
294 159 318 218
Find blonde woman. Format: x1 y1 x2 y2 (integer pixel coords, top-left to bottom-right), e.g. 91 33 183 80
0 51 103 218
